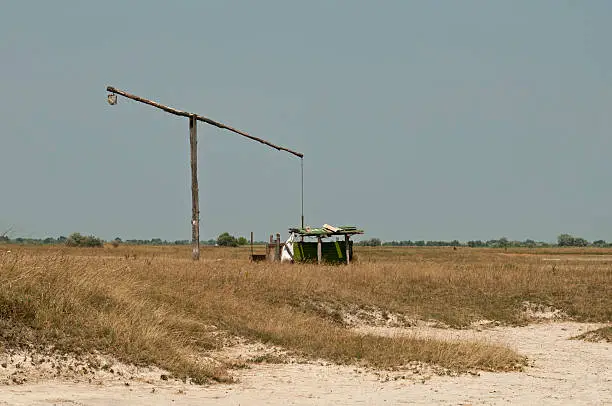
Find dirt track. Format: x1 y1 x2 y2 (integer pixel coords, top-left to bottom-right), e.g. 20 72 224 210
1 322 610 405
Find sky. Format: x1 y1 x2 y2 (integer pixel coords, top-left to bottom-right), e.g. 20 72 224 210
1 1 611 243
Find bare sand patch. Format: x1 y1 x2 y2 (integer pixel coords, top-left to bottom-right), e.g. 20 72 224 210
0 347 180 387
1 321 610 405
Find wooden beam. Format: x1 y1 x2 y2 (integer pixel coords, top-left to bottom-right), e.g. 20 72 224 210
317 236 322 264
189 115 200 260
107 86 303 158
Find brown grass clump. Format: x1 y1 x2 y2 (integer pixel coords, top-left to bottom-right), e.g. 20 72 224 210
573 326 612 343
3 245 610 383
0 252 229 383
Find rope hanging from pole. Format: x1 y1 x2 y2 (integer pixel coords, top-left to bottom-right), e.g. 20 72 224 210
301 157 304 229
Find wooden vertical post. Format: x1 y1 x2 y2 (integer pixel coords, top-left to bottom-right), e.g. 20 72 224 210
276 233 281 262
317 236 322 264
250 231 254 259
345 235 350 265
189 115 200 260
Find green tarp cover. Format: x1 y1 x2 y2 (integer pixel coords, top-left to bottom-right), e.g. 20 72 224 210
293 241 353 263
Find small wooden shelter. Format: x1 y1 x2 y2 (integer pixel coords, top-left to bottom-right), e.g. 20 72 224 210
289 224 364 264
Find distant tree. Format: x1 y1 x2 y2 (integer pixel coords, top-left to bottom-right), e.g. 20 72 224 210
484 238 509 249
65 232 103 248
557 234 574 247
557 234 588 247
593 239 607 247
217 232 238 247
523 239 536 248
383 240 414 246
498 237 509 249
573 237 588 247
237 236 248 246
357 238 381 247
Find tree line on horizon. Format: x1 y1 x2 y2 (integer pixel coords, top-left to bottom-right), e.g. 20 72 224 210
357 233 608 248
1 232 610 249
0 231 258 248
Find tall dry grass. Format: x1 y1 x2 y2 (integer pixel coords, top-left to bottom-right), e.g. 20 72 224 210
3 245 610 383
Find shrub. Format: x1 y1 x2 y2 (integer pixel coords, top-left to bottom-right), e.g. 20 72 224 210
557 234 589 247
217 232 238 247
65 232 103 248
357 238 381 247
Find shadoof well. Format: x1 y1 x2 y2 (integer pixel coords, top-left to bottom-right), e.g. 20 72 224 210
106 86 303 260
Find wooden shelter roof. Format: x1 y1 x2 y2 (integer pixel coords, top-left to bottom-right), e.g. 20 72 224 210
289 224 364 238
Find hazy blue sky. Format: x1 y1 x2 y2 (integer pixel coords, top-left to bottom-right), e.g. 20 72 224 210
1 1 611 242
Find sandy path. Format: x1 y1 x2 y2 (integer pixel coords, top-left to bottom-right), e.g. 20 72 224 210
1 322 610 405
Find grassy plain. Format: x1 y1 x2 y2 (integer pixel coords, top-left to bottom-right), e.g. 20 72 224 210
1 244 610 383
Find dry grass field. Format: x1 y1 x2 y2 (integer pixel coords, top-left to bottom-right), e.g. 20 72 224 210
1 244 610 387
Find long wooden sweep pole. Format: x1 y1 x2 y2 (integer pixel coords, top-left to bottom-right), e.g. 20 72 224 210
106 86 303 260
107 86 303 158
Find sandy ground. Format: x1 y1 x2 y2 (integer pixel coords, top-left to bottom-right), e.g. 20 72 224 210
1 321 610 405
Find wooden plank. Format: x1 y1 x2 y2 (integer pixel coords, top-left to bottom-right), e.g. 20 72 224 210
323 224 340 233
